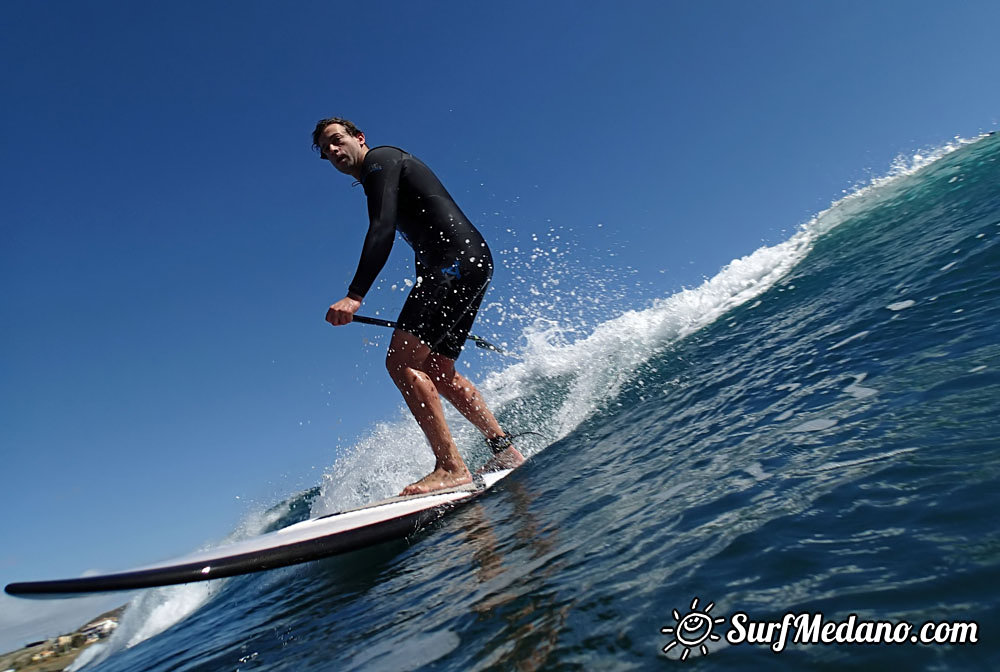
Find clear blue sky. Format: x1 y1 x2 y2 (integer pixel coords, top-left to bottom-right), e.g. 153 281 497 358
2 0 998 649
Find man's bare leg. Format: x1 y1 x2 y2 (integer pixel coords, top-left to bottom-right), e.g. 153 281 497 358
386 330 472 495
425 353 525 472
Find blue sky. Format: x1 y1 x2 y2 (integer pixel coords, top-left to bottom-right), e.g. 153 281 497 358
2 0 999 650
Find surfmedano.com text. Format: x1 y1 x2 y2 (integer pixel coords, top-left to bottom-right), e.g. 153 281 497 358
726 612 979 653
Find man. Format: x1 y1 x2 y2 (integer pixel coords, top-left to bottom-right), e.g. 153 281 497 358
314 117 524 495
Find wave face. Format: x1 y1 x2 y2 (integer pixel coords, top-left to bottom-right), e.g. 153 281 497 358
81 133 1000 670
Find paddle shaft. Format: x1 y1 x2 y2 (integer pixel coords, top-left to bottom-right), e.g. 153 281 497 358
352 314 505 354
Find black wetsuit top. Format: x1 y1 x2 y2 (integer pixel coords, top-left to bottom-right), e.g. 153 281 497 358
348 146 490 299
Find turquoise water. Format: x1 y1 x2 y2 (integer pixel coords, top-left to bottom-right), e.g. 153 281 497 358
74 133 999 670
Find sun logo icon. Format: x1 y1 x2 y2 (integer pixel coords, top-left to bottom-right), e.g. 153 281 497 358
660 597 725 660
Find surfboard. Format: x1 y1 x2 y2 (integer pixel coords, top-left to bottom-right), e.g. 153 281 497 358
4 469 515 599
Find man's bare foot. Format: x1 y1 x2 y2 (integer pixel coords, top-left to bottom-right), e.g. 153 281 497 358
400 467 473 496
477 446 526 475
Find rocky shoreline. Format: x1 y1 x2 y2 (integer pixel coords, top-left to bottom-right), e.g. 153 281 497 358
0 606 124 672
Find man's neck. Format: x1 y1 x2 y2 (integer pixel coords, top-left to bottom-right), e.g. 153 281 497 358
351 145 370 180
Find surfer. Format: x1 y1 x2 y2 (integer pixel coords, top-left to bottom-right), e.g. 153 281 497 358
313 118 524 495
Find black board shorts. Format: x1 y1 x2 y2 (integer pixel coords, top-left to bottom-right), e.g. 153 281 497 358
396 256 492 361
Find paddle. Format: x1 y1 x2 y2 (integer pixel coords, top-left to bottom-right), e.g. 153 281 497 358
352 314 506 354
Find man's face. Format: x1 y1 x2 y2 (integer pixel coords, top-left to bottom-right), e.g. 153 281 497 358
318 124 367 176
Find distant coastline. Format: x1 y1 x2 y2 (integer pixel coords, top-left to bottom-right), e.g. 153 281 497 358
0 606 124 672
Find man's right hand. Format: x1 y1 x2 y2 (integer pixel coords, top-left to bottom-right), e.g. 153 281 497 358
325 296 362 326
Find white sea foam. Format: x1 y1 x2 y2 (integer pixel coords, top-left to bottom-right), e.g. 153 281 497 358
828 330 871 351
886 300 916 311
69 502 292 668
482 231 816 438
791 418 839 433
844 373 878 400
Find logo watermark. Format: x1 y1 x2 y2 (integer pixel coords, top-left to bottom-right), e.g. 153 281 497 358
660 597 726 661
661 597 979 660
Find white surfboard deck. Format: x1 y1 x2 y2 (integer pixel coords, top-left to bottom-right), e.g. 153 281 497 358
5 469 514 599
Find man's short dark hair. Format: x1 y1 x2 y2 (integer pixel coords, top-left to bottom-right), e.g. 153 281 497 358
312 117 363 155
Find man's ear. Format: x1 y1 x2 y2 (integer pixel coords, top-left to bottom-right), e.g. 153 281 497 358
356 131 366 147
